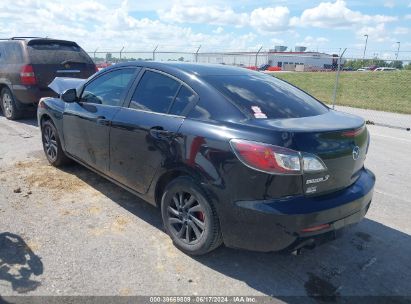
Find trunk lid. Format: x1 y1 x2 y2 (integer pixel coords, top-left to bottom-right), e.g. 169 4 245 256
246 110 369 196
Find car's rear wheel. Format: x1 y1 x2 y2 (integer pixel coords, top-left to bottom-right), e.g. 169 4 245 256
41 120 70 167
1 88 22 120
161 177 223 255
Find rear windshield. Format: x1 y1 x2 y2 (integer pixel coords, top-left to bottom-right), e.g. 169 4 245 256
205 74 329 119
27 41 93 65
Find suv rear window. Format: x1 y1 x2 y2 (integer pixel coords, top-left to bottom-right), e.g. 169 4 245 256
205 74 328 119
27 41 93 65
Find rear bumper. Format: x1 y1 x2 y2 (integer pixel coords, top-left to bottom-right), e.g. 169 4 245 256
12 85 56 106
220 168 375 252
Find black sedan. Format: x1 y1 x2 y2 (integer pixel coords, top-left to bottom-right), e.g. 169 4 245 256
37 62 375 255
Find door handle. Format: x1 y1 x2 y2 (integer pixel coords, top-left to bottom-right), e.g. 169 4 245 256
96 116 111 126
149 126 172 139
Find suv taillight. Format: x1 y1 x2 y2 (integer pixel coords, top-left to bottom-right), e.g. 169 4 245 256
20 65 36 85
230 139 327 175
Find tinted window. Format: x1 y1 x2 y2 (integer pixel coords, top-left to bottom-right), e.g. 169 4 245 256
169 86 197 116
130 71 180 114
205 74 328 119
27 41 93 64
0 44 4 63
0 42 23 64
81 68 136 106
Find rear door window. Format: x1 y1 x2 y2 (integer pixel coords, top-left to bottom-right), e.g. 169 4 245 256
169 85 197 116
129 71 180 114
204 74 329 119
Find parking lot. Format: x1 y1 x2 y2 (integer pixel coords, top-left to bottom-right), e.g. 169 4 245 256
0 114 410 301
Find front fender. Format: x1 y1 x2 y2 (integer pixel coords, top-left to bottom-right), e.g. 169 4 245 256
37 97 66 151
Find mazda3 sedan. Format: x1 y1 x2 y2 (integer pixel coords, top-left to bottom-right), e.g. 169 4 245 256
37 62 375 255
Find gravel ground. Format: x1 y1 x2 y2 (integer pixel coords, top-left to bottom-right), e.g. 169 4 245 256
0 115 410 302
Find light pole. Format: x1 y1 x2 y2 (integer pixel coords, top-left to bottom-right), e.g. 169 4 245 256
395 42 400 61
362 34 368 60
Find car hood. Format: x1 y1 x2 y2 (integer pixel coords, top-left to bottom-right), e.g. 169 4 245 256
48 77 85 95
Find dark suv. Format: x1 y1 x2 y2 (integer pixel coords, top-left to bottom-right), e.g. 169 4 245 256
0 37 96 119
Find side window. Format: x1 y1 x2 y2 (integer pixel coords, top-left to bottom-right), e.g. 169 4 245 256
129 71 180 114
169 86 197 116
6 43 24 63
0 45 4 63
81 68 137 106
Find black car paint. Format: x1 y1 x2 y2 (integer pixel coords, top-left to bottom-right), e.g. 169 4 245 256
38 61 375 252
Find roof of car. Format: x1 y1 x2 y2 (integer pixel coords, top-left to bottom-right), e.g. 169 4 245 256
113 61 257 77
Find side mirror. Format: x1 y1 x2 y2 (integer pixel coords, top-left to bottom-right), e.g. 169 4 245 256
61 89 78 103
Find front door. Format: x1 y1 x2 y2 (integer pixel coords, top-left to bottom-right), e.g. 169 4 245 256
109 70 197 193
63 67 138 174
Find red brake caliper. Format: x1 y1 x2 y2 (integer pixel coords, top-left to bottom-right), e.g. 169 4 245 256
197 212 205 222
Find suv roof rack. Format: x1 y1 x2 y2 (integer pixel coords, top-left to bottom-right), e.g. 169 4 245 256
11 37 47 40
0 37 47 41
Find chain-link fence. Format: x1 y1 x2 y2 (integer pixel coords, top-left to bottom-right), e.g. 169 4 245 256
87 49 411 130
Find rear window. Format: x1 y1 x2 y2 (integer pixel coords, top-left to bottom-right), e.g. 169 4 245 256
204 74 328 119
27 41 93 65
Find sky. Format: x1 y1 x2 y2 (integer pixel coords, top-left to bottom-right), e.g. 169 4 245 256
0 0 410 60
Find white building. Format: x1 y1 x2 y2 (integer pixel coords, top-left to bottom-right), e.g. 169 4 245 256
267 51 341 70
196 48 343 70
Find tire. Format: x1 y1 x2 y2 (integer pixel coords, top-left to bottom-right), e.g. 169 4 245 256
41 120 70 167
161 176 223 255
1 87 22 120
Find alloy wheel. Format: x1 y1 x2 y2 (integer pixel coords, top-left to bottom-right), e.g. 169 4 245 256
167 191 206 244
43 125 58 161
2 93 13 118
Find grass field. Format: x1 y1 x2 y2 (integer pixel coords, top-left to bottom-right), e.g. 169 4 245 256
273 71 411 114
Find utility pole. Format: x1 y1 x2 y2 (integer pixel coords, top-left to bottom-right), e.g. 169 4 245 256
362 34 368 60
255 46 263 68
153 45 158 61
195 45 201 63
395 41 400 61
332 48 347 109
119 46 124 62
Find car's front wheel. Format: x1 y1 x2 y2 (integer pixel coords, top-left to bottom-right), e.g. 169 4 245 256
161 177 223 255
1 87 22 120
41 120 70 167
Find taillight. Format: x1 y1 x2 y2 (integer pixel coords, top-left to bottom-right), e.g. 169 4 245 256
20 65 36 85
94 65 99 73
230 139 327 175
365 130 370 154
230 139 301 174
301 223 330 233
301 153 327 172
342 125 365 137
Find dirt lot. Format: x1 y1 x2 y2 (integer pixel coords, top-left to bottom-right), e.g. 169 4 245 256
0 115 410 302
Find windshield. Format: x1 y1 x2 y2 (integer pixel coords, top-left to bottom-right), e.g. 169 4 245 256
205 74 329 119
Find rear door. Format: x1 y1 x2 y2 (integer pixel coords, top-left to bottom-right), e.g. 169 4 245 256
63 67 138 174
27 40 96 89
0 41 25 86
109 69 197 193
